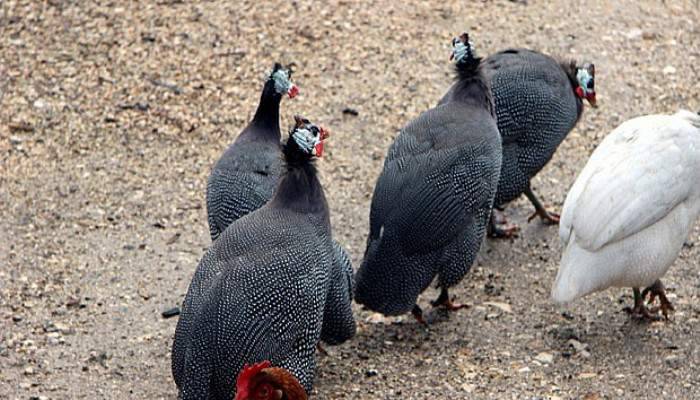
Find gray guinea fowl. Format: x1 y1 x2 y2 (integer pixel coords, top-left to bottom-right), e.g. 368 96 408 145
206 63 298 242
355 33 502 323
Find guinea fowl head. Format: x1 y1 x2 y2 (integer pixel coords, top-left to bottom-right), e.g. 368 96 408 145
450 32 480 75
234 361 307 400
266 63 299 99
574 63 597 108
284 115 330 163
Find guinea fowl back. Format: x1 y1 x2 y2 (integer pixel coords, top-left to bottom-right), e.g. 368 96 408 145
356 33 502 318
481 49 584 207
173 209 331 399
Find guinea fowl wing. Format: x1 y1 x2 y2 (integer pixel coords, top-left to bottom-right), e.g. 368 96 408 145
562 119 694 252
320 241 356 345
376 107 499 255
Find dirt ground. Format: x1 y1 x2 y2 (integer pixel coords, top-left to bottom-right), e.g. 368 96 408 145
1 0 700 399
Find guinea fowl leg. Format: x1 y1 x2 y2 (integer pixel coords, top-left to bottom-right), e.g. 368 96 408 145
430 287 467 311
524 185 560 225
411 305 428 326
316 343 329 356
487 210 520 238
642 279 675 320
624 288 660 321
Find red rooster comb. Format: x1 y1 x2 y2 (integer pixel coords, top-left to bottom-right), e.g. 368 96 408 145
235 360 272 400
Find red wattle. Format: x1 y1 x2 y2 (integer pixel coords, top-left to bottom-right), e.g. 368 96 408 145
288 85 299 98
575 86 584 99
315 141 324 157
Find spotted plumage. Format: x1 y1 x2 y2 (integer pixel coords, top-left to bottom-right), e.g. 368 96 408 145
480 49 586 209
355 34 502 318
206 63 296 242
172 120 355 399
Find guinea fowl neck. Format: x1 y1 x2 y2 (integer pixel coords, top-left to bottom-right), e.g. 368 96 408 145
249 80 283 138
451 59 494 116
269 142 328 217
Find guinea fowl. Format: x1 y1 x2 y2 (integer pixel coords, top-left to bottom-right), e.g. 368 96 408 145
355 33 501 323
205 64 353 307
172 117 355 399
462 49 597 237
552 110 700 320
206 62 298 241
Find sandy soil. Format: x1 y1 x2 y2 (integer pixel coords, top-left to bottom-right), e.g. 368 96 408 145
1 0 700 399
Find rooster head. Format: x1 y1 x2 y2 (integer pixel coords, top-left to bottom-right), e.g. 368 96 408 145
234 361 307 400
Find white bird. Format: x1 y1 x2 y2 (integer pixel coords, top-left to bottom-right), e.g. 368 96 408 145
552 110 700 320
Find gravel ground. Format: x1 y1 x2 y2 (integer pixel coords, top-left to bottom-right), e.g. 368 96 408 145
1 1 700 399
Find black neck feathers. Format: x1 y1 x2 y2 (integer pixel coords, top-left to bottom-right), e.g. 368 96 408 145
452 58 494 116
250 79 283 135
269 141 327 215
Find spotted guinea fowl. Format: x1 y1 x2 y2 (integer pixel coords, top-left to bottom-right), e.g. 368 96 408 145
204 64 353 305
355 33 501 323
172 117 355 399
206 62 298 241
552 110 700 320
470 49 596 237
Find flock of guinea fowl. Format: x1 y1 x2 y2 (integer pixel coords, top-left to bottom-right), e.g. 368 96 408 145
170 32 700 399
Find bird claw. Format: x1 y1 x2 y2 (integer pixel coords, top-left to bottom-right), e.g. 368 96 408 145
527 209 560 225
642 281 675 320
488 222 520 239
430 297 467 311
430 287 468 313
412 305 428 326
624 304 662 322
645 295 674 321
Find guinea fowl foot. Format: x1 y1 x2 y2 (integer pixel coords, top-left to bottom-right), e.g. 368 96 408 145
411 304 428 326
430 288 468 311
642 280 675 320
524 186 560 225
527 208 560 225
488 217 520 238
624 288 662 322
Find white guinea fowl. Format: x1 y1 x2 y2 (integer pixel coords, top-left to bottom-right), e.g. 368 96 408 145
552 110 700 319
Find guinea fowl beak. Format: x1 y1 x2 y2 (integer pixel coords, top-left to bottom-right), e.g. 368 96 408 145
287 84 299 98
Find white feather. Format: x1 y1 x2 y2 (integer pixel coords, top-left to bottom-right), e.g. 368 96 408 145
552 110 700 303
